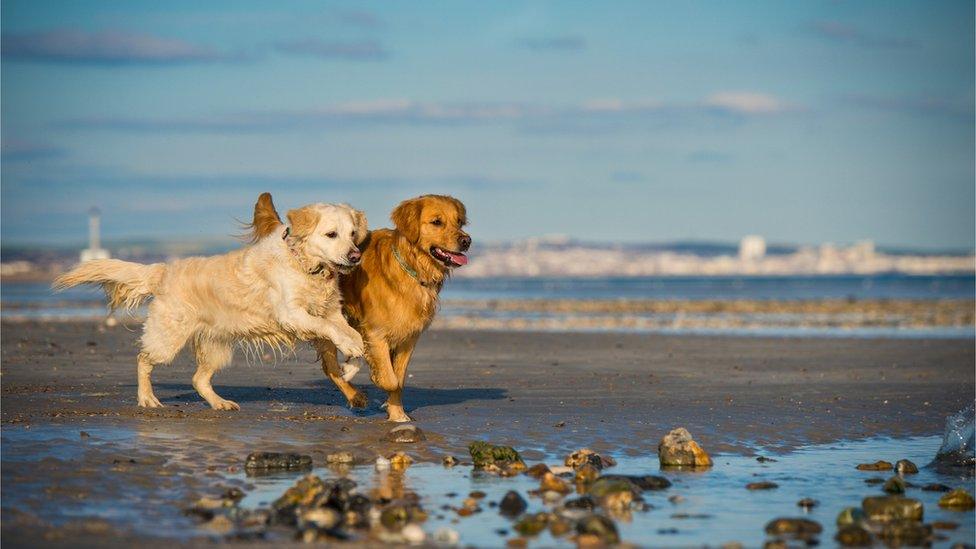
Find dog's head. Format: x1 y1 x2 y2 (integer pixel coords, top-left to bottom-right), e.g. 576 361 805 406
391 195 470 269
287 203 368 274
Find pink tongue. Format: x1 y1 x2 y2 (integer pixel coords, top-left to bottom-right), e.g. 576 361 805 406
445 251 468 265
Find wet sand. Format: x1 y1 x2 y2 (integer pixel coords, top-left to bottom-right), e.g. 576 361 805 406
1 320 973 545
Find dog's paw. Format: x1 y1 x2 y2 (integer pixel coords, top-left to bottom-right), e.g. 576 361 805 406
337 338 365 359
138 394 164 408
348 391 368 409
209 398 241 411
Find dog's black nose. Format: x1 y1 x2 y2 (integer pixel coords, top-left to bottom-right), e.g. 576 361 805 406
458 235 471 251
347 249 362 263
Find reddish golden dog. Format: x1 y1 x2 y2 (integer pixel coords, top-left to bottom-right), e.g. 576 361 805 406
250 193 470 421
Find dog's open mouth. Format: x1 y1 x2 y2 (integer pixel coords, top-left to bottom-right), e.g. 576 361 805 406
430 246 468 268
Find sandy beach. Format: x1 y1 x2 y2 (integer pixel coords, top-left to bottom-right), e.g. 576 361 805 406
2 320 973 546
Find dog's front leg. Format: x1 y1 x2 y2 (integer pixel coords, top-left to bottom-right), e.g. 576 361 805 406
364 333 411 422
279 307 365 358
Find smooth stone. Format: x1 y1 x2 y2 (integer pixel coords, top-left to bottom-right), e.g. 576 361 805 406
299 508 339 529
468 441 525 469
796 498 818 509
939 489 976 510
746 481 779 490
764 517 823 536
894 459 918 474
524 463 550 478
540 472 570 494
565 448 616 470
855 460 893 471
564 496 597 511
922 483 952 492
499 491 527 517
384 425 426 443
513 512 549 536
658 427 713 467
575 514 619 544
600 474 672 491
587 477 634 498
442 455 459 467
402 523 426 543
883 476 906 494
862 496 924 522
574 464 600 484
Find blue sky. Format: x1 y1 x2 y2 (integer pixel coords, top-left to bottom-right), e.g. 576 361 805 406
2 1 973 249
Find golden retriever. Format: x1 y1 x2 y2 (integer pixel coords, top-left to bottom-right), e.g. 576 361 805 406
54 203 368 410
250 193 470 421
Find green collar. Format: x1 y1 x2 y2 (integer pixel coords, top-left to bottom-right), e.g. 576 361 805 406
392 246 423 285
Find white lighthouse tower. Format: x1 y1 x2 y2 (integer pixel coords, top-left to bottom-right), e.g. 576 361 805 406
80 207 111 262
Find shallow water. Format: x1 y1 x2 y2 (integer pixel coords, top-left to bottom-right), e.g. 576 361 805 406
236 436 974 546
2 426 974 546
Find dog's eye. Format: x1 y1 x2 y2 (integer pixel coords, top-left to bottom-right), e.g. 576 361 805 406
326 231 337 238
430 219 442 226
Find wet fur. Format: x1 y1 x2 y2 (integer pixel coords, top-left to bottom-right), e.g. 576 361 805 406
54 203 368 411
249 193 469 421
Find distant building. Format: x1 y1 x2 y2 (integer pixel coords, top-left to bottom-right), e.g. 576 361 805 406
79 207 111 262
739 235 766 261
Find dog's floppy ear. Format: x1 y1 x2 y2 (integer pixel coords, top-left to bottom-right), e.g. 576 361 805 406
391 198 423 243
287 206 320 239
352 209 369 245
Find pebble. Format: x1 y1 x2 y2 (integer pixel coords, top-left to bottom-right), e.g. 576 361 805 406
755 456 778 463
863 477 885 485
658 427 713 467
894 459 918 475
469 490 486 499
862 495 924 522
574 464 600 484
326 451 354 464
746 481 779 490
855 460 893 471
932 520 960 530
939 489 976 510
587 477 634 498
513 512 549 536
442 455 459 467
384 425 426 443
539 472 570 494
565 448 616 470
575 514 619 544
203 514 234 534
388 451 413 470
401 523 426 543
796 498 818 509
468 441 525 471
882 476 906 494
375 456 391 470
524 463 550 478
764 517 823 537
922 483 952 492
243 452 312 471
600 474 672 491
433 527 460 545
499 490 527 517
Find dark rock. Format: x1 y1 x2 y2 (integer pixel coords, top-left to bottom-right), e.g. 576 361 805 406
764 517 823 537
513 512 549 536
658 427 712 467
855 460 893 471
746 481 779 490
862 495 924 522
384 425 426 443
499 491 527 517
922 483 952 492
223 487 245 502
574 464 600 484
379 500 426 531
835 525 872 546
442 455 459 467
524 463 550 478
894 459 918 475
863 477 885 485
756 456 778 463
600 474 672 491
587 477 635 498
469 490 486 499
879 520 932 546
796 498 818 509
575 514 619 544
932 520 959 530
939 489 975 510
882 476 906 494
244 452 312 472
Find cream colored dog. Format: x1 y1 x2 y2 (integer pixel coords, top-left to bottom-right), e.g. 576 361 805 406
54 203 368 410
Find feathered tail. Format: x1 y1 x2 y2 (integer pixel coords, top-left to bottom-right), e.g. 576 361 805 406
53 259 165 312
